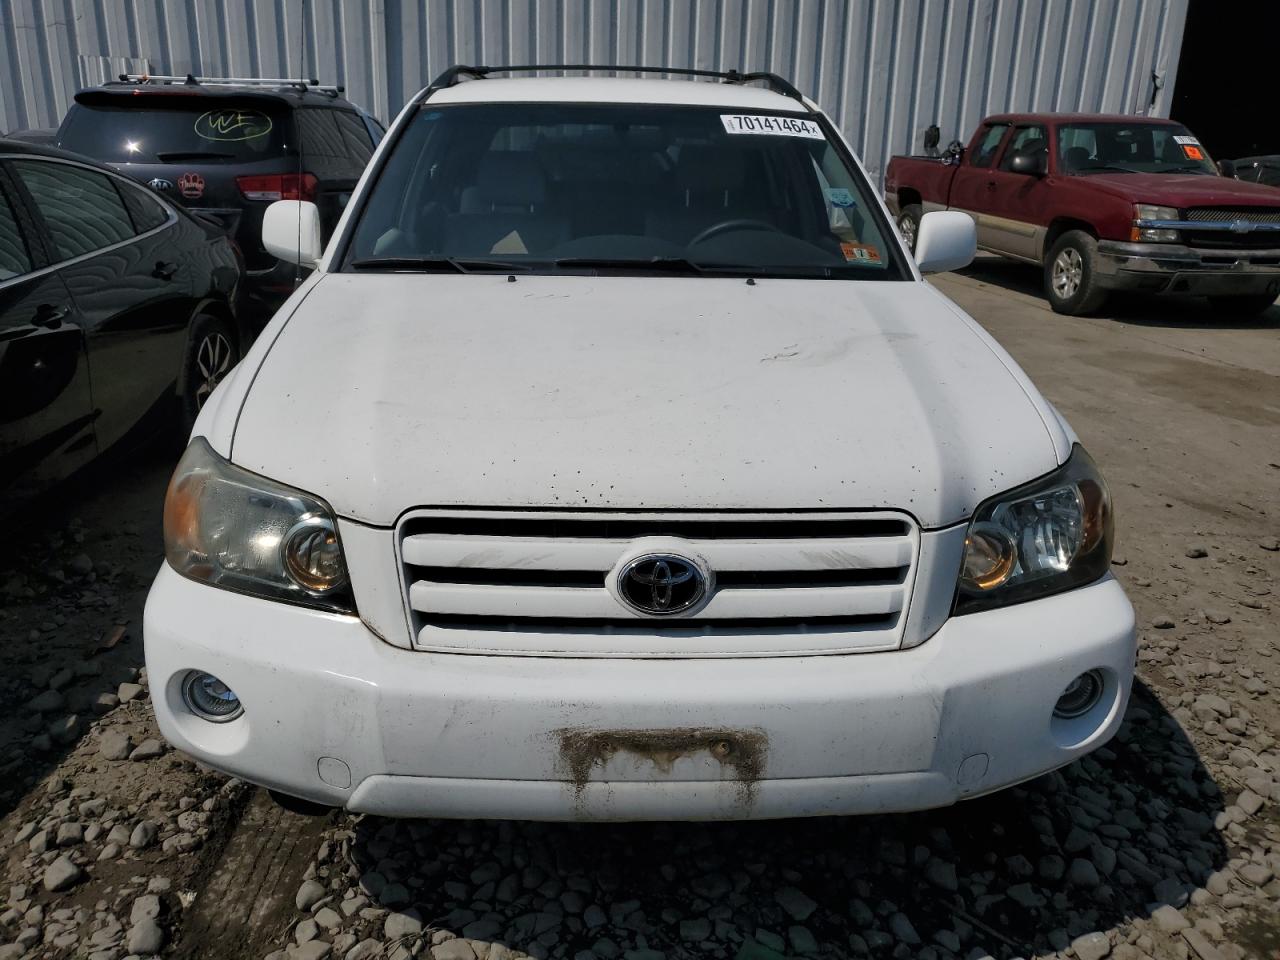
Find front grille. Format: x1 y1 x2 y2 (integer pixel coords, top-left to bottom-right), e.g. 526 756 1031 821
1181 208 1280 250
1184 207 1280 223
398 510 920 657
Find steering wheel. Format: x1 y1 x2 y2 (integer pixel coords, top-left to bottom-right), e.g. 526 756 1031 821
688 218 784 246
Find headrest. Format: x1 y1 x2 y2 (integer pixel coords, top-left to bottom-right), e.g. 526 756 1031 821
473 151 547 207
1064 146 1091 170
675 144 746 193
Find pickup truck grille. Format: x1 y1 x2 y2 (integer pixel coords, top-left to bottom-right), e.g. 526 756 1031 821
1183 207 1280 250
398 510 920 657
1183 207 1280 223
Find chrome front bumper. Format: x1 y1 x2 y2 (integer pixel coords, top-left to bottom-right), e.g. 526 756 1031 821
1096 240 1280 295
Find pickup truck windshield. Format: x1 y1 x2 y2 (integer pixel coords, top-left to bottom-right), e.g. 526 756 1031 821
344 102 904 280
1057 122 1216 176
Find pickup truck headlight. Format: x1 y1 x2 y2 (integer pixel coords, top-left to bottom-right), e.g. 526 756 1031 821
1131 204 1180 242
954 446 1113 615
163 438 355 613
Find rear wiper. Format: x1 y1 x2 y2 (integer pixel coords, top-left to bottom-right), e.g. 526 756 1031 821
554 256 731 274
155 150 236 161
348 256 531 273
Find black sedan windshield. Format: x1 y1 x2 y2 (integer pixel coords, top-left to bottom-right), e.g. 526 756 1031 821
344 102 904 280
1057 122 1217 176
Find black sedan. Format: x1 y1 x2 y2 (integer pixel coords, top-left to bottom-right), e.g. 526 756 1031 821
1 140 244 506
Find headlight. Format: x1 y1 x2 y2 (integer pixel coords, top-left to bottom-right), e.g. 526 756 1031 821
954 445 1113 615
1131 204 1180 242
163 438 355 613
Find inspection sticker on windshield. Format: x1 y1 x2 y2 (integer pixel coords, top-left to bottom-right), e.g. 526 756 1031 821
721 114 824 139
841 242 880 263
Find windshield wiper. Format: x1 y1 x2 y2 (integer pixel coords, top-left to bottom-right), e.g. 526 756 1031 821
349 256 531 273
1078 164 1138 174
154 150 236 161
553 256 743 275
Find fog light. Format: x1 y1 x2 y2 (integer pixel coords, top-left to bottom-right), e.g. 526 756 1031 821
1054 669 1104 719
182 672 243 722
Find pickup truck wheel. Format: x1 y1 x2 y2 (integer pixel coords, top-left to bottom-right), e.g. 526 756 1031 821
1207 293 1277 317
1045 231 1108 315
897 204 922 253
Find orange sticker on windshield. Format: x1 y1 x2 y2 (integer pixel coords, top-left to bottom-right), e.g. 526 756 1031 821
842 242 881 263
1182 144 1204 160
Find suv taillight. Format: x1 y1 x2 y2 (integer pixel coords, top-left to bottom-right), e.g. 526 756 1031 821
235 173 318 202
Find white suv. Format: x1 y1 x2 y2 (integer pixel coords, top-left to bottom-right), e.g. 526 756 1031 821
144 66 1136 821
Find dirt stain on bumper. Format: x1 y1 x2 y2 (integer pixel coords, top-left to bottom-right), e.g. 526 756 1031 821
554 726 769 812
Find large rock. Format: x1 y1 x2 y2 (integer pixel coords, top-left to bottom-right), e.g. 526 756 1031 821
99 730 132 761
1071 932 1111 960
773 886 817 922
127 918 165 955
42 856 84 892
383 909 423 940
296 880 326 911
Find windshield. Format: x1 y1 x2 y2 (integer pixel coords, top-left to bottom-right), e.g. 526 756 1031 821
1057 122 1216 176
60 98 289 162
343 102 905 280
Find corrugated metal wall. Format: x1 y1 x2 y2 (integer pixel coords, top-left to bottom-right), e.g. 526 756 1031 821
1 0 1188 183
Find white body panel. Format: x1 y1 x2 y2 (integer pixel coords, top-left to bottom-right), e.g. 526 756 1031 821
229 275 1062 528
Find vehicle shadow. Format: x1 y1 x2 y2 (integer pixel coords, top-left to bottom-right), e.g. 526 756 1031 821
347 680 1226 959
956 257 1280 331
0 440 173 820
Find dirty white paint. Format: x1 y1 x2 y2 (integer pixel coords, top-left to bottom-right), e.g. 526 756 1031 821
1 0 1188 185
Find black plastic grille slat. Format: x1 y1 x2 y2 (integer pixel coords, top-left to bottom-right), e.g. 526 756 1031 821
403 516 909 539
1185 231 1280 250
420 613 896 633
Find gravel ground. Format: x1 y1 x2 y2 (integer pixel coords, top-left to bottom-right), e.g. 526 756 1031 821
0 269 1277 960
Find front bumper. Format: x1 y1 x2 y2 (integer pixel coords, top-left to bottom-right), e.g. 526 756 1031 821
144 564 1136 821
1096 240 1280 296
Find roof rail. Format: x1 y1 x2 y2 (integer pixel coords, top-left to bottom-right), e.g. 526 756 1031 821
418 64 807 106
113 74 345 96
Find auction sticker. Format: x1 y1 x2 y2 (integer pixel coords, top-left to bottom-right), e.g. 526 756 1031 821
1182 144 1204 160
721 114 824 139
841 242 881 263
1173 135 1201 145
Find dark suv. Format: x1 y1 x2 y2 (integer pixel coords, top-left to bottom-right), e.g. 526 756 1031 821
55 75 383 313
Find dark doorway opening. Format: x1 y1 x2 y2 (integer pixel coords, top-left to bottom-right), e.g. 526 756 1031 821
1170 0 1280 162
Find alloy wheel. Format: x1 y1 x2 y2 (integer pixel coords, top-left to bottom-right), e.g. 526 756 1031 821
194 332 233 409
898 214 917 250
1052 248 1083 300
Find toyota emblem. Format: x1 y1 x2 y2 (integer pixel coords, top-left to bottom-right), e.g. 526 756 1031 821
616 554 707 616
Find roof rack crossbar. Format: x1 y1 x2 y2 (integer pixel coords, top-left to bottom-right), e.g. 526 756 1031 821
114 74 344 96
418 64 807 106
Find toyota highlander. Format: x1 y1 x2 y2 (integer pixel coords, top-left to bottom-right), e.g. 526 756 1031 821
144 65 1136 821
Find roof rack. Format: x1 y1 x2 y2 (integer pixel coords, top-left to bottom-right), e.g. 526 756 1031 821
419 64 807 106
113 74 345 96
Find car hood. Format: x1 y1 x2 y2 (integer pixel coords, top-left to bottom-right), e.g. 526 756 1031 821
231 274 1060 528
1081 173 1280 207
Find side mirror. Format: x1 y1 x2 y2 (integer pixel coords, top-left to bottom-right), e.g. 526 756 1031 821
1217 159 1237 179
1009 153 1047 177
263 200 322 266
914 211 976 274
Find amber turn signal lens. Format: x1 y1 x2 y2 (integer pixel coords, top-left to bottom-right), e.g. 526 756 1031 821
961 523 1018 591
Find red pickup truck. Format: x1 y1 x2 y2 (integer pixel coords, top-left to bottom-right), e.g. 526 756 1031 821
884 113 1280 315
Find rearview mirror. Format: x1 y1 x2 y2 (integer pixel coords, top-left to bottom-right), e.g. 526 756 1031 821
914 211 976 274
263 200 322 266
1009 153 1046 177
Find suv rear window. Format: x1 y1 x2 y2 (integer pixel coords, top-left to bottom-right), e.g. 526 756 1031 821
60 97 289 162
